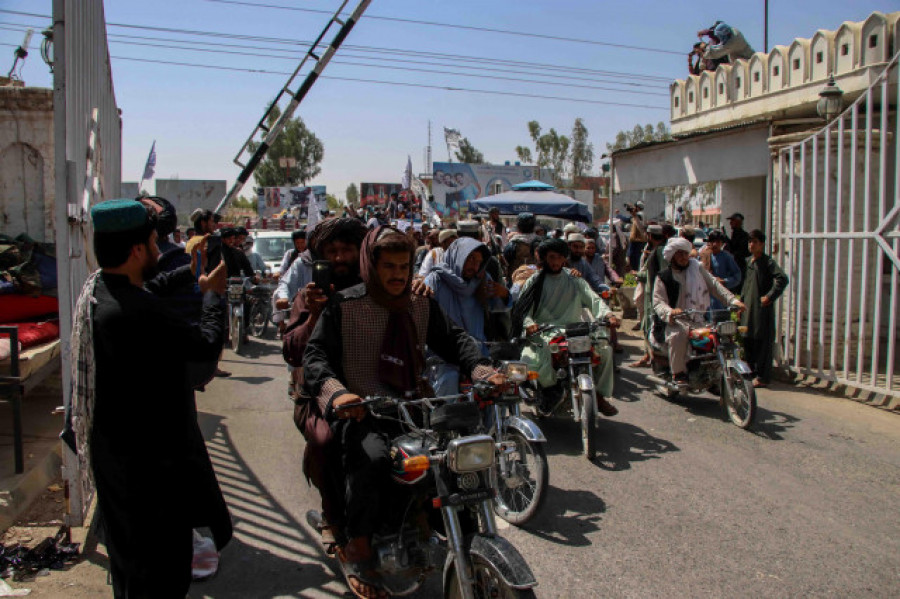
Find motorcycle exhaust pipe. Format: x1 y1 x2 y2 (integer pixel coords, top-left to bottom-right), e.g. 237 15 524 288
646 375 669 387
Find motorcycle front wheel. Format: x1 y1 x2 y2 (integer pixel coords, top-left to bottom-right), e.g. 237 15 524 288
580 390 597 460
722 367 756 429
445 554 536 599
230 306 243 353
249 303 269 338
491 430 549 526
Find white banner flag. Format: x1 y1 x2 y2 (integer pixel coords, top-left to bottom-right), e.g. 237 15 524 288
306 195 321 234
444 127 461 162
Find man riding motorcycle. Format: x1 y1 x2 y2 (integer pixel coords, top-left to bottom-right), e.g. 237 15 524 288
651 237 745 386
303 226 504 599
512 238 620 417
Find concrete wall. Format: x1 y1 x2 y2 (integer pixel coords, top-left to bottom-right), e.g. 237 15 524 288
720 177 767 233
153 179 227 226
0 87 54 241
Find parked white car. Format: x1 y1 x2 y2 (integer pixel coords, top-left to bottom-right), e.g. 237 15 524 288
251 230 295 274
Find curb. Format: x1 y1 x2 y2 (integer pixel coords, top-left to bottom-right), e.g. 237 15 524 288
0 444 61 533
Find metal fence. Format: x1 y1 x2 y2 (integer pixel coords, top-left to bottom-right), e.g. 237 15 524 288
772 52 899 402
53 0 122 527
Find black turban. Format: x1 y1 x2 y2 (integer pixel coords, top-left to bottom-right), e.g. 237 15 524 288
538 238 569 261
308 217 367 258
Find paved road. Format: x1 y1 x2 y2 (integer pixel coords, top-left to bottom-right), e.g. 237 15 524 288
14 328 900 598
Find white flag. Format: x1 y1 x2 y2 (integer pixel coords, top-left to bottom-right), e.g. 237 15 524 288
444 127 461 161
402 155 412 190
305 191 321 234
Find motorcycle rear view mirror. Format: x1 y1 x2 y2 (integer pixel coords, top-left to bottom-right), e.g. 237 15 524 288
313 260 332 295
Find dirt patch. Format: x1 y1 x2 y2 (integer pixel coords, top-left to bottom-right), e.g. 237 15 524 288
1 475 65 549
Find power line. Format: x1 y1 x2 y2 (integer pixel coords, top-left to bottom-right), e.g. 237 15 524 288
104 53 668 110
203 0 683 56
0 11 674 83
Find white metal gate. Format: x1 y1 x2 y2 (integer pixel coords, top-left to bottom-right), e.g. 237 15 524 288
772 53 899 402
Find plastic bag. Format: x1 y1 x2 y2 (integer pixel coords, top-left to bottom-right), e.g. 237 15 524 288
191 530 219 581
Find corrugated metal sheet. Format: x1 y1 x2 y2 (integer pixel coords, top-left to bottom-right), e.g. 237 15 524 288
54 0 122 527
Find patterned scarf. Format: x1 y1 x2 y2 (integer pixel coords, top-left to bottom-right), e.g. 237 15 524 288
62 269 100 491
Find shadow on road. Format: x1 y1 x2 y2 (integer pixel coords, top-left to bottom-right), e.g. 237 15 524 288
751 406 800 441
224 339 282 362
539 417 679 471
227 376 275 385
192 413 345 599
521 485 605 547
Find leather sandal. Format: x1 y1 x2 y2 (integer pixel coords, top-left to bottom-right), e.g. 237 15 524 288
336 547 387 599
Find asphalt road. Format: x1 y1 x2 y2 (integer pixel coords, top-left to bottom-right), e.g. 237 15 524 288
11 327 900 598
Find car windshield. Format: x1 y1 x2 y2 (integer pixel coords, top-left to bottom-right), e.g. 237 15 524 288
254 236 293 261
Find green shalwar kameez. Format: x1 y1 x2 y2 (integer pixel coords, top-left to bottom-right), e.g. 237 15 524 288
640 245 667 341
520 270 615 397
739 253 789 383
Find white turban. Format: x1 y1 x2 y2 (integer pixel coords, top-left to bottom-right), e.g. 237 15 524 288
663 236 692 263
567 233 586 243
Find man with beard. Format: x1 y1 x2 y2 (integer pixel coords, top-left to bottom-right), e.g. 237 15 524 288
424 236 510 394
652 237 744 386
281 217 368 559
566 233 608 295
303 227 502 598
725 212 751 282
71 200 231 597
512 239 620 417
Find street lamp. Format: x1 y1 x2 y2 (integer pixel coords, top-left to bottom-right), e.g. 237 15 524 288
817 74 844 122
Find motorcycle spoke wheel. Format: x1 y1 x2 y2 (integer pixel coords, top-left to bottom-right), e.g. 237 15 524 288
446 555 536 599
230 310 243 353
723 370 757 429
492 431 548 526
249 305 268 338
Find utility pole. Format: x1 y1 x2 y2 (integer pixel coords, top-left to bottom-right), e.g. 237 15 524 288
764 0 769 53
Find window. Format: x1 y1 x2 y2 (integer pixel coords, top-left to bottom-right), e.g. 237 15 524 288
816 51 823 64
841 43 849 56
703 87 708 99
718 83 724 94
674 97 680 107
754 71 760 83
793 59 800 70
689 91 694 102
869 34 878 48
773 65 780 77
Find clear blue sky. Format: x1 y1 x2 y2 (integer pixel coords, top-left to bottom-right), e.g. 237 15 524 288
2 0 897 201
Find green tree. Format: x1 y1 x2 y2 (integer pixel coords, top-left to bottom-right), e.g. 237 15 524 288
455 137 486 164
250 104 324 187
605 122 672 154
325 193 341 212
569 117 594 180
346 183 359 206
522 120 569 185
514 145 533 164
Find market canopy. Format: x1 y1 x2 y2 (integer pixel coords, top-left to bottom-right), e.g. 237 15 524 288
468 189 591 223
511 180 555 191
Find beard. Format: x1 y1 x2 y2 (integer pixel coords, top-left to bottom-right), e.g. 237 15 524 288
331 262 361 291
545 263 564 275
141 258 160 281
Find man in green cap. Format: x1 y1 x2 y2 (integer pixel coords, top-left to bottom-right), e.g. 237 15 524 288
69 199 233 597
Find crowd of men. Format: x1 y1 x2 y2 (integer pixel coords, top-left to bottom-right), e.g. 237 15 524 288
68 195 787 598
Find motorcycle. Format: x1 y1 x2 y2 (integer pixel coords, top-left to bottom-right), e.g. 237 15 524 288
226 276 248 353
519 319 613 460
307 386 538 599
247 275 276 338
472 355 548 527
646 308 757 429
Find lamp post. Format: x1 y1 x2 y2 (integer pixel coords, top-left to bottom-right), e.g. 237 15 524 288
278 156 297 185
817 74 844 123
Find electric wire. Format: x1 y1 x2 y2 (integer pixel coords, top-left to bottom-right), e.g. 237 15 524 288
203 0 684 56
0 9 675 83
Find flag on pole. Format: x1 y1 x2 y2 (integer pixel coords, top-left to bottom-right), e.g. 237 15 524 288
306 192 321 234
141 141 157 182
402 155 412 190
443 127 461 162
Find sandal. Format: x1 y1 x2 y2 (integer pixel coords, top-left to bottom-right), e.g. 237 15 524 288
336 547 387 599
319 524 341 556
628 357 651 369
752 378 768 388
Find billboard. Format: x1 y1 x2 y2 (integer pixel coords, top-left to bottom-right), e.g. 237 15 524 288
257 185 326 220
431 162 554 217
360 182 402 206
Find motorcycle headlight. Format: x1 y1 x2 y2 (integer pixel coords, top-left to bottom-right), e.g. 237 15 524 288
717 321 737 336
446 435 495 473
567 335 592 354
502 361 528 383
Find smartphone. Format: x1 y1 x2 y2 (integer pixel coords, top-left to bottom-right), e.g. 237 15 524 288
312 260 332 295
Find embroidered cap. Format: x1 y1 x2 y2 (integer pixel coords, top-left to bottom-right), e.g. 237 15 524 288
90 199 148 233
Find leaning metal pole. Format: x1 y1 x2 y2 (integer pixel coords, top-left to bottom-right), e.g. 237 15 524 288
215 0 373 215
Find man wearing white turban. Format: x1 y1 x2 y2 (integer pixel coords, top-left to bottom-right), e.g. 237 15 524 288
652 237 744 385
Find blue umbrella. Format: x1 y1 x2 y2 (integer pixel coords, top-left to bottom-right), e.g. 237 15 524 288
511 180 556 191
468 188 591 223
